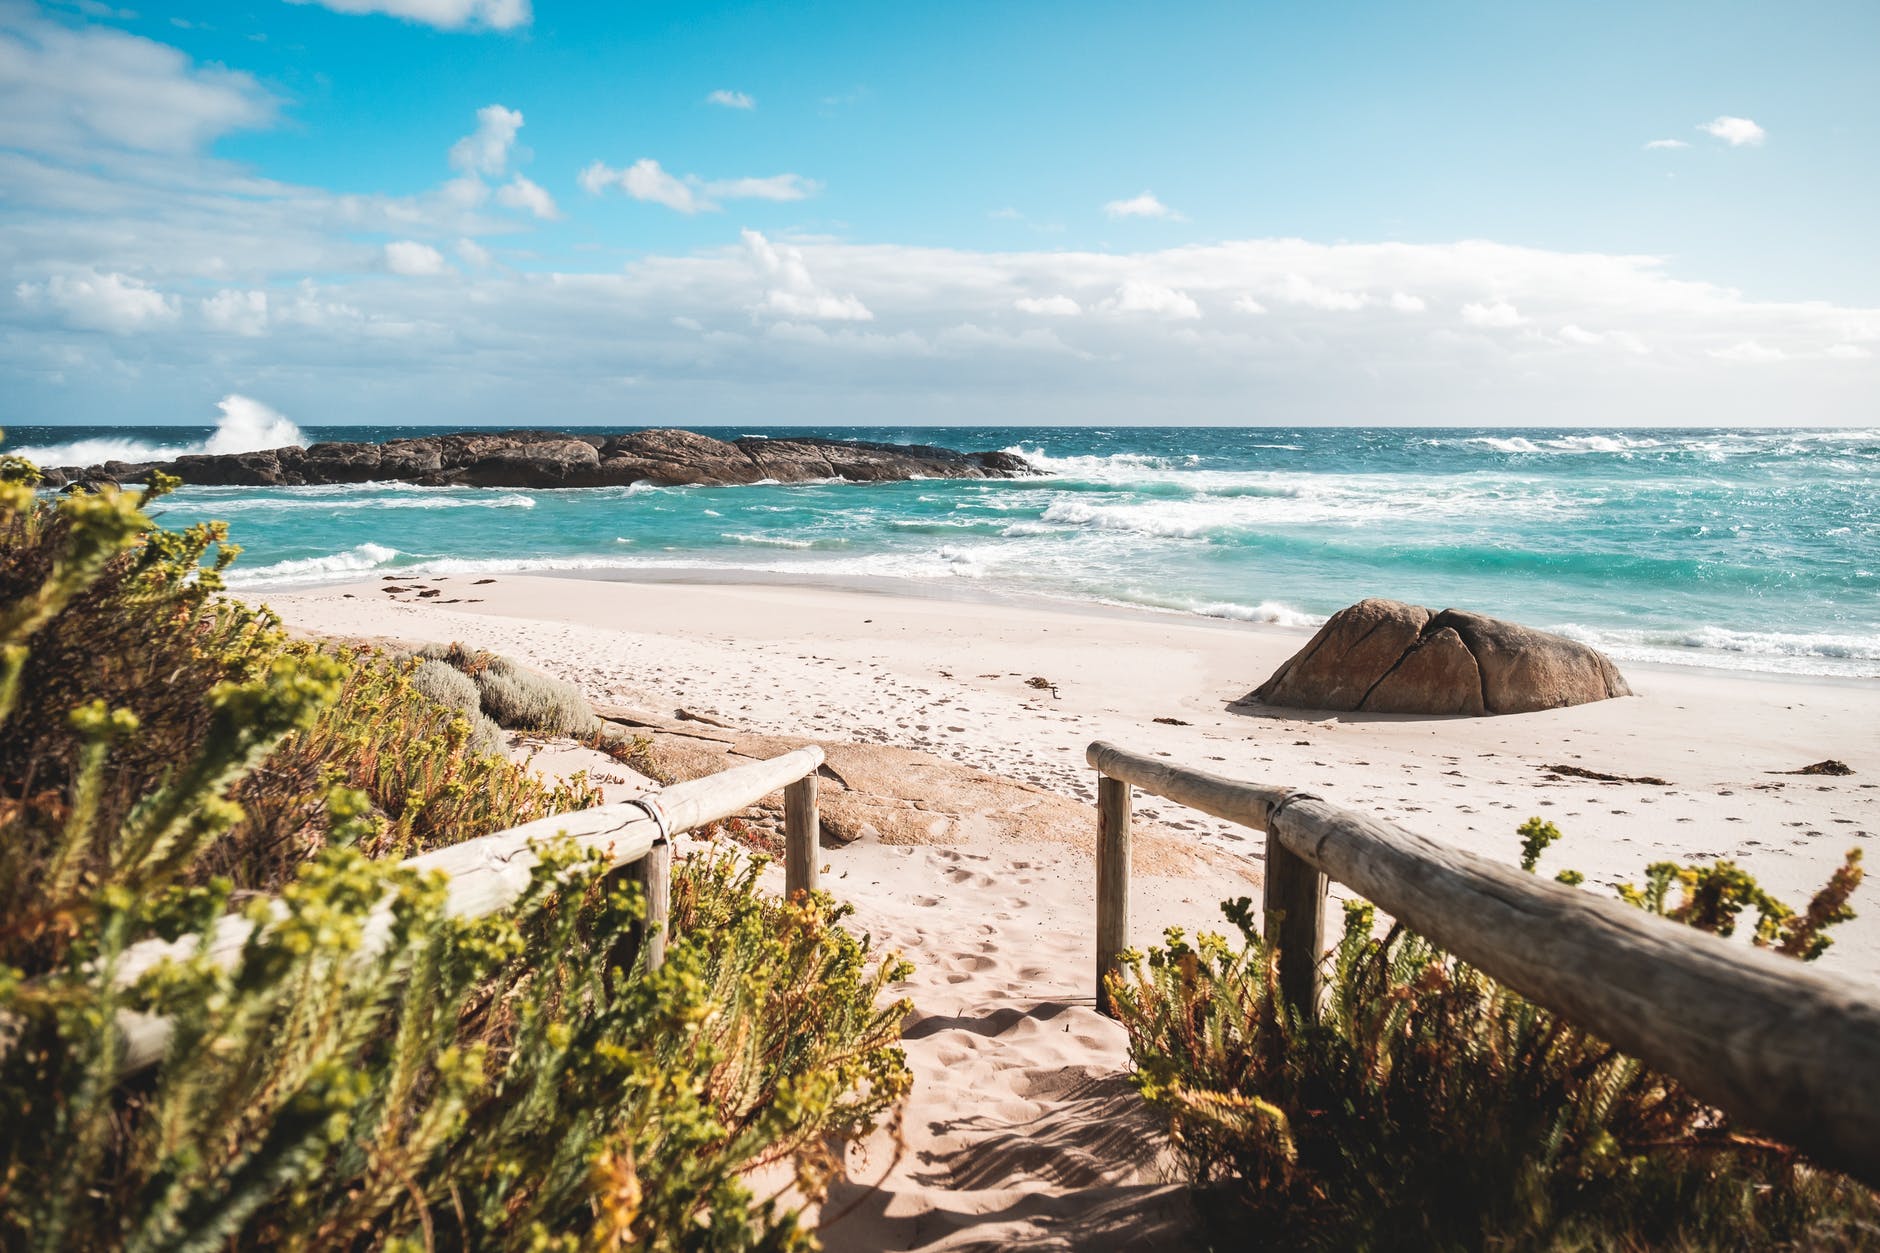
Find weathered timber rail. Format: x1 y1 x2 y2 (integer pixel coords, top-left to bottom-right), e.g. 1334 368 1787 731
1086 740 1880 1188
114 747 826 1076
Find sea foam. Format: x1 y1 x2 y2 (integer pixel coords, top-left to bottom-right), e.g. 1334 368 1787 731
12 395 304 466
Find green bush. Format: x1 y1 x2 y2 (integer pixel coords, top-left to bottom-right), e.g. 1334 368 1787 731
406 656 507 757
1111 824 1876 1250
0 452 911 1250
416 642 600 737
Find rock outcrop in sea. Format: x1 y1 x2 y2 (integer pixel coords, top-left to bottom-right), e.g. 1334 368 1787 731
37 428 1037 490
1247 597 1633 716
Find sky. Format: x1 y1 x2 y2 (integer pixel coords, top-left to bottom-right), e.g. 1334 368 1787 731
1 0 1877 428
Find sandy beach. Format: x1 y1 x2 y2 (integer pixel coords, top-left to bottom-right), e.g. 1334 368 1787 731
259 571 1878 1250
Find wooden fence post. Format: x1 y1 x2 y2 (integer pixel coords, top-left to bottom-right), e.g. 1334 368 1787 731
635 839 673 972
784 774 819 898
1096 774 1132 1017
1263 823 1327 1021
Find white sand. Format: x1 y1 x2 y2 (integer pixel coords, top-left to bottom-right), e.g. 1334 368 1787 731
259 572 1879 1249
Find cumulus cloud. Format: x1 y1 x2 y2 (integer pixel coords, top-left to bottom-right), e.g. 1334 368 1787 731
1644 138 1689 150
0 10 276 156
201 288 270 336
384 240 450 276
450 104 523 175
1274 273 1368 311
706 89 755 109
495 174 558 219
743 229 872 321
15 269 180 332
611 159 701 212
1015 295 1082 316
1103 191 1183 220
1709 340 1785 362
1557 324 1646 354
7 129 1877 426
1232 295 1267 314
1461 300 1526 328
1389 292 1426 313
1099 280 1201 319
580 159 819 213
285 0 531 30
1700 115 1766 146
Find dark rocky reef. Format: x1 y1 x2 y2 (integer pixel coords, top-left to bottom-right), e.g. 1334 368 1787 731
1245 597 1633 717
37 428 1037 491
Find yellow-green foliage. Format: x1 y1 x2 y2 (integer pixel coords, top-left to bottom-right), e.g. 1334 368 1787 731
1110 826 1876 1250
0 450 911 1250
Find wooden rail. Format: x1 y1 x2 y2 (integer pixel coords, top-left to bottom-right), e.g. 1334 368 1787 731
114 747 827 1076
1086 740 1880 1188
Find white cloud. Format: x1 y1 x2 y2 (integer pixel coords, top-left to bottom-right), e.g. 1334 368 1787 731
1709 340 1785 362
285 0 531 30
1100 280 1201 319
496 174 558 219
1557 324 1647 354
621 159 702 213
706 89 755 110
6 126 1876 427
201 288 269 336
576 160 616 196
1644 138 1690 150
1232 295 1268 314
1700 115 1766 147
449 104 523 175
1389 291 1426 313
1461 300 1526 328
743 229 872 321
701 173 818 202
384 240 450 276
16 268 181 332
580 160 819 213
456 238 494 267
1015 295 1082 316
1274 273 1368 311
1103 191 1183 221
0 10 276 156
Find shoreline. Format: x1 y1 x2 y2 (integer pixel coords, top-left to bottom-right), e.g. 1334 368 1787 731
257 571 1880 976
247 561 1880 689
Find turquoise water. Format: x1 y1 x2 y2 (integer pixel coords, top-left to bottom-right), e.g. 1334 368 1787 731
10 423 1878 679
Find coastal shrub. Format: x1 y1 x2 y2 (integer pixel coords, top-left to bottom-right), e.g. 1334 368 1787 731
1111 825 1877 1250
417 640 601 737
0 451 912 1249
405 655 509 757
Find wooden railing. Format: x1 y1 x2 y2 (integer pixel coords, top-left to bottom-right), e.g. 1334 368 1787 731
114 747 826 1076
1087 740 1880 1188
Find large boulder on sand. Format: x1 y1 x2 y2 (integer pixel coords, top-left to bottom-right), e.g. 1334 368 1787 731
1248 598 1632 716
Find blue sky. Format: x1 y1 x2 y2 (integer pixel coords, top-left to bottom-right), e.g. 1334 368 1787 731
2 0 1877 426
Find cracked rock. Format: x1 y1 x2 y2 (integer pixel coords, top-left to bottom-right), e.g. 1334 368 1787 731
1249 597 1632 717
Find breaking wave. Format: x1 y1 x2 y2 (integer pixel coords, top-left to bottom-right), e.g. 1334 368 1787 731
12 395 304 466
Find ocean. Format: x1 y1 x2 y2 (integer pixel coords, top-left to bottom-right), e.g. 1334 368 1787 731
8 419 1877 680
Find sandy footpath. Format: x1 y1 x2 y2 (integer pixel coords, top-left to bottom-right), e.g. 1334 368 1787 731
258 572 1879 1250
